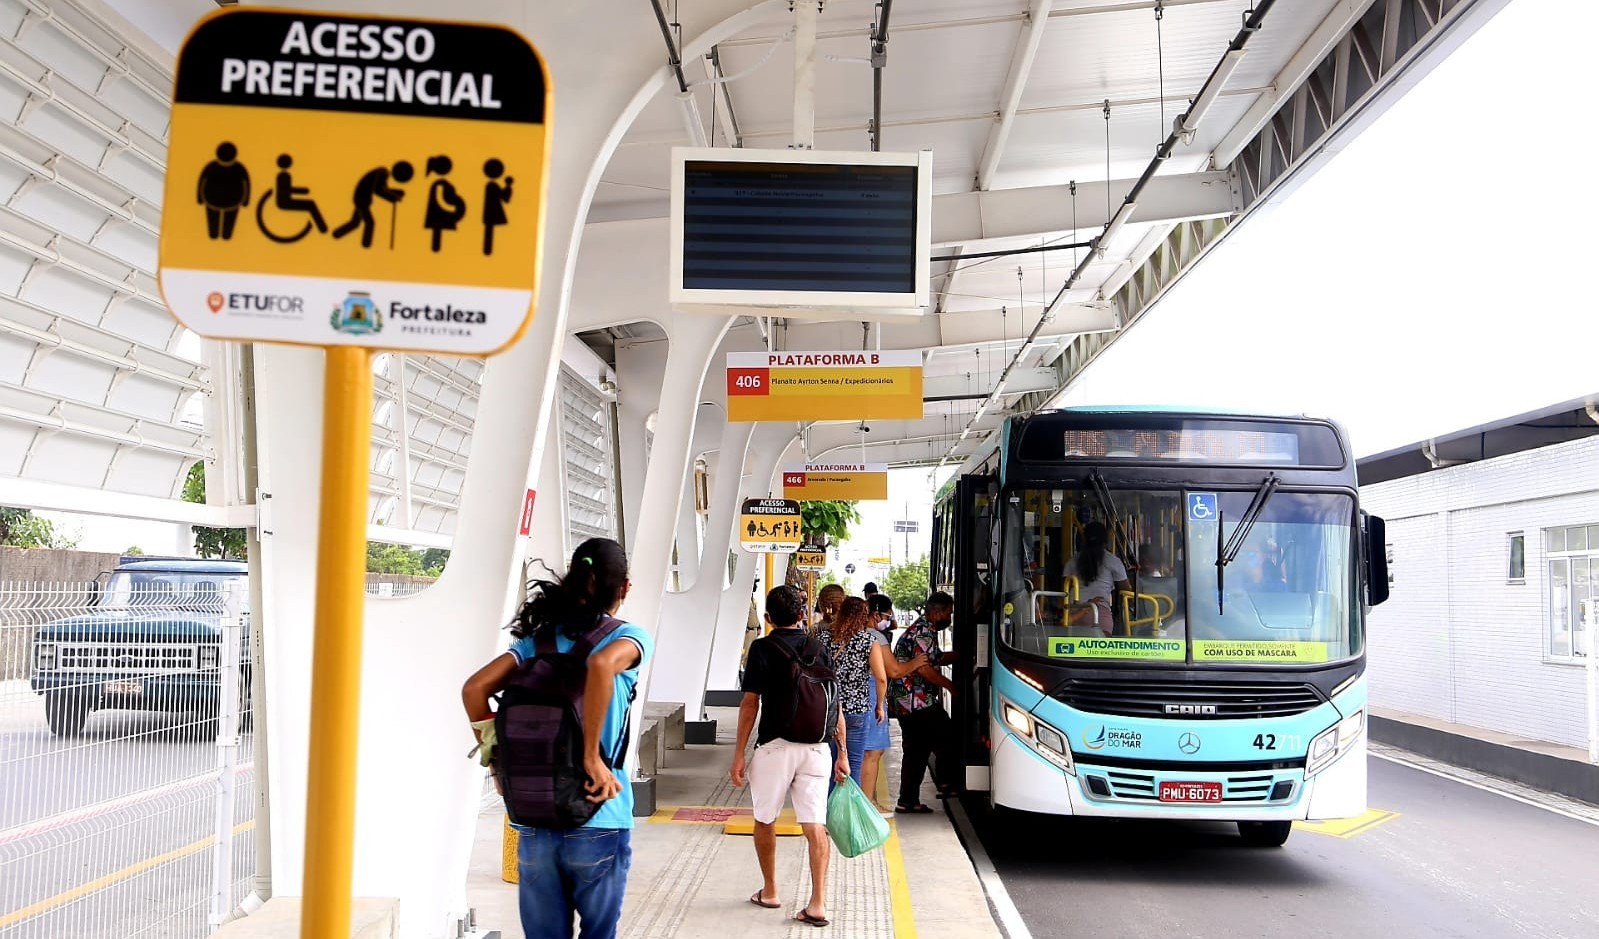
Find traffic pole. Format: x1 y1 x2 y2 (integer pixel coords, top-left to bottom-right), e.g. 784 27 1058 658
300 346 371 939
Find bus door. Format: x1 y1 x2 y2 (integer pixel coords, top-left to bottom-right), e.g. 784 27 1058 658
951 474 997 788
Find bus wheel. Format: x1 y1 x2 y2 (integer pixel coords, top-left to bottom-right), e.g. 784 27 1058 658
45 691 91 737
1238 820 1292 847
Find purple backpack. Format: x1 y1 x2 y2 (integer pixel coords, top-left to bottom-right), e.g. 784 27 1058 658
494 615 633 829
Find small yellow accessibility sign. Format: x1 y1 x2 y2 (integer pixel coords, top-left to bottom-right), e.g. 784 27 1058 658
159 9 549 356
739 499 803 553
794 547 827 571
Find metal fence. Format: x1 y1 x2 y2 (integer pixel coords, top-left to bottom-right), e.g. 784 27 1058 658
0 581 254 938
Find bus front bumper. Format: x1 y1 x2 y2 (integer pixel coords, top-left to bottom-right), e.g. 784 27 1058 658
990 730 1366 821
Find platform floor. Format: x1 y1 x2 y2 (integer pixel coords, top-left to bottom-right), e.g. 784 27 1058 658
466 707 1000 938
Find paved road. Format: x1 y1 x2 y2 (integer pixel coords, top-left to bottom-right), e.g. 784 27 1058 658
964 756 1599 939
0 686 254 939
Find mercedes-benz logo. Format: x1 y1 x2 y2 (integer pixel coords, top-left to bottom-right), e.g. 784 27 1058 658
1178 732 1202 755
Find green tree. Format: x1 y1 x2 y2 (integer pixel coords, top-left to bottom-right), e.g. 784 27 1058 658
787 500 861 587
0 507 77 549
184 462 248 559
881 555 930 613
366 542 425 575
800 500 860 546
124 546 145 556
420 547 451 577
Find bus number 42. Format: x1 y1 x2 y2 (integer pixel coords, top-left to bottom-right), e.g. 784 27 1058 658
1252 733 1301 751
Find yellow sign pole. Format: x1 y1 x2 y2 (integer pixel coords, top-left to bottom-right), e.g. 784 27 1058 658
302 347 372 938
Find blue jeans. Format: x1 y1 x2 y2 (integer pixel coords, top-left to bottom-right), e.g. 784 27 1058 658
829 712 870 792
516 826 632 939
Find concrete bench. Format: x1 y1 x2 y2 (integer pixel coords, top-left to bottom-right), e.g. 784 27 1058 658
637 718 660 778
212 898 397 939
645 702 686 750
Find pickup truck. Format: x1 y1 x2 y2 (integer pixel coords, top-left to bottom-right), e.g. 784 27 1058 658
29 558 249 737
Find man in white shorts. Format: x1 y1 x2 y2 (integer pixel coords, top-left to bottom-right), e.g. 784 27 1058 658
731 585 849 928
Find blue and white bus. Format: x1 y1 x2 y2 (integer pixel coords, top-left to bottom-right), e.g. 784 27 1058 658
932 409 1389 846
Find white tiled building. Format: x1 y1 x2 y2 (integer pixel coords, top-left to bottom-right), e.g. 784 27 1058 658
1360 425 1599 751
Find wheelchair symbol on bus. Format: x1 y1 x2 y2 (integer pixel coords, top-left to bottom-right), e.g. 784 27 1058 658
1188 493 1217 522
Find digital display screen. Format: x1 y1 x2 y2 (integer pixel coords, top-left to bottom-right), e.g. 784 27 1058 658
1016 416 1346 468
1061 429 1302 463
680 160 918 294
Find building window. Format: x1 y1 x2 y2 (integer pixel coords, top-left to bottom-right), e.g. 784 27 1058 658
1546 524 1599 661
1508 532 1525 583
1385 544 1395 587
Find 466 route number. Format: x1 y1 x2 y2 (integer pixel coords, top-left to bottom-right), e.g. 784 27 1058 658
1252 733 1302 751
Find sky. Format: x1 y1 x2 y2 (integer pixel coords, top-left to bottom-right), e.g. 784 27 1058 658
844 0 1598 560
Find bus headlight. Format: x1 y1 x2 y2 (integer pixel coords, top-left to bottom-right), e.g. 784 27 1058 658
199 645 219 670
1002 701 1032 735
999 696 1074 774
1307 709 1364 777
34 643 56 671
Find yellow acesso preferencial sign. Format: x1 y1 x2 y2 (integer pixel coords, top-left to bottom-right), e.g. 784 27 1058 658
160 10 549 356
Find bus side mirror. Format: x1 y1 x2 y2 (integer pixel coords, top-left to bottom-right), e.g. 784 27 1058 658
1364 514 1390 607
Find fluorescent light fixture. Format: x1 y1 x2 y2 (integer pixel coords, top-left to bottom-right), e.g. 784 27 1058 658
1182 47 1247 134
1098 200 1138 255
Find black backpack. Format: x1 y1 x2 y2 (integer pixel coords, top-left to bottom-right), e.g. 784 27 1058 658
493 615 634 829
766 635 839 744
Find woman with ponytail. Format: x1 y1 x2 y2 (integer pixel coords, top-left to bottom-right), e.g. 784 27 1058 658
462 537 651 939
1064 521 1131 637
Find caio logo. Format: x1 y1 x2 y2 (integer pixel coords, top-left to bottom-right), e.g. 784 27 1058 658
206 292 225 313
784 473 806 487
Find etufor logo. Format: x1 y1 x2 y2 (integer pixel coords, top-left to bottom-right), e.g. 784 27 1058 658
331 292 382 336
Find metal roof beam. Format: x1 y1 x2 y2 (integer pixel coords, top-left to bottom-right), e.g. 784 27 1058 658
977 0 1051 191
0 475 253 527
923 367 1060 402
933 171 1236 247
1211 0 1378 168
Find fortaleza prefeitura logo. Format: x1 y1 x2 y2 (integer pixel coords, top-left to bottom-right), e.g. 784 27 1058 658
331 291 382 336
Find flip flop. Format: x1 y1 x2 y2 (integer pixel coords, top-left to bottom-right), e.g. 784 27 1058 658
749 891 781 909
895 803 933 814
795 910 830 927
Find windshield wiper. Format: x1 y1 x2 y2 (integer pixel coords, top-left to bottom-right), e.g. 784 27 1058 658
1213 473 1281 614
1086 469 1133 549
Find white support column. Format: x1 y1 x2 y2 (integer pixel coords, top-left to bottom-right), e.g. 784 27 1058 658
792 0 819 149
620 315 733 766
393 354 415 529
653 418 753 715
704 425 799 698
616 337 669 551
528 405 570 574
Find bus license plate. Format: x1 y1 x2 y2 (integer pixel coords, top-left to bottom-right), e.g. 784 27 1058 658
1159 781 1222 803
103 679 143 696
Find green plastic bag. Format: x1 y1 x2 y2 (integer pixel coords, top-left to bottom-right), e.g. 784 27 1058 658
825 777 890 858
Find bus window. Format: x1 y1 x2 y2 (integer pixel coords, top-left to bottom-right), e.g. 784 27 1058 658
1185 491 1361 663
999 488 1185 660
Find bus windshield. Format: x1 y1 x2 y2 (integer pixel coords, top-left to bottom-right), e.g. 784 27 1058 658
1187 490 1360 665
998 487 1361 666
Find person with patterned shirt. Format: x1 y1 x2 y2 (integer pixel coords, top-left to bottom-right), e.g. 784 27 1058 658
818 597 925 792
889 591 959 813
